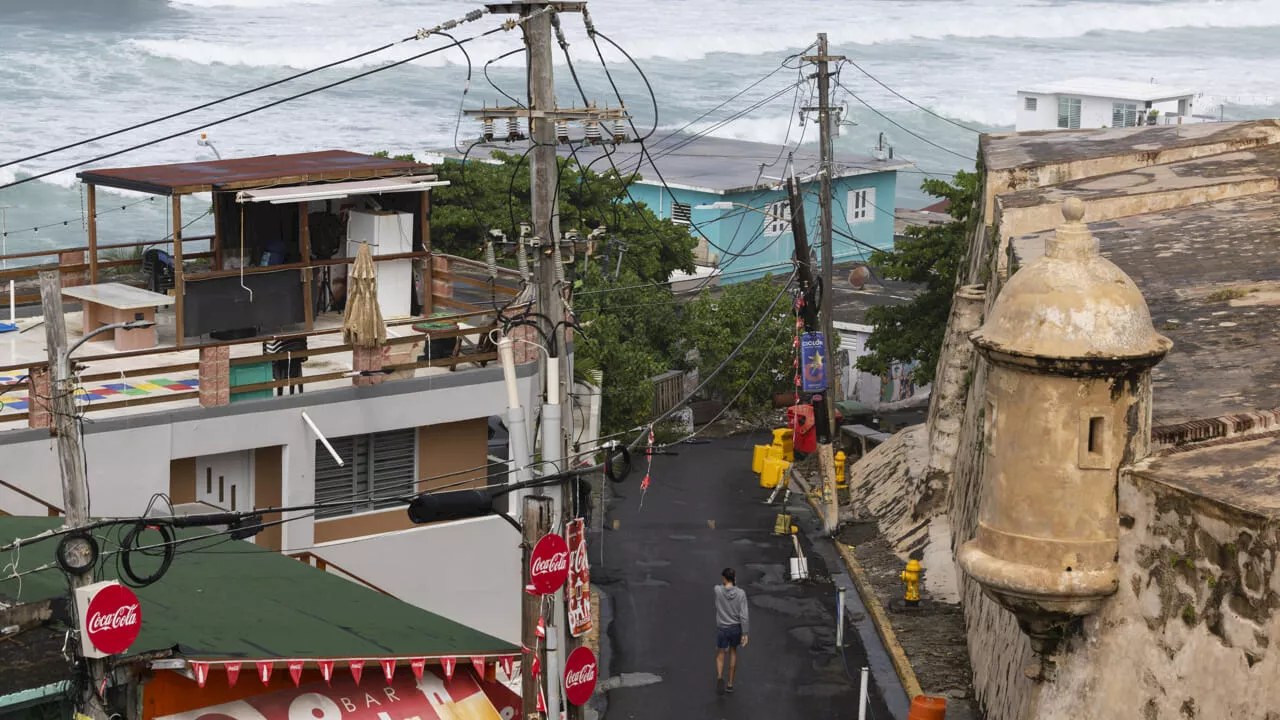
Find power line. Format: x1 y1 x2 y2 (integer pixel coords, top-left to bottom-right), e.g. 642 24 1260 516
834 78 975 162
844 58 983 134
0 16 538 192
0 8 491 173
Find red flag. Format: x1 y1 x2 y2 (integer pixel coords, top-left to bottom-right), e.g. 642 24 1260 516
349 659 364 685
224 662 241 688
530 655 541 678
192 662 209 688
318 660 335 685
537 687 547 713
288 660 304 686
441 657 456 681
525 583 539 596
257 661 273 685
381 658 396 683
500 655 514 679
470 656 485 677
535 617 546 638
410 658 426 682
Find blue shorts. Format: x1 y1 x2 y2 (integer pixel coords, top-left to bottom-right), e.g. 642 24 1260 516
716 624 743 650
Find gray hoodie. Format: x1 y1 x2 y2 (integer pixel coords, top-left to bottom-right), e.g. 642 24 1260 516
714 584 749 634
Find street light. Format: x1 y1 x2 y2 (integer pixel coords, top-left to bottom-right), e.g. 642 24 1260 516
60 320 155 377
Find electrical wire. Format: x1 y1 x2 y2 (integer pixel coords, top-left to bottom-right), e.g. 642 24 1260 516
845 58 981 134
834 78 975 162
0 16 539 192
484 48 526 107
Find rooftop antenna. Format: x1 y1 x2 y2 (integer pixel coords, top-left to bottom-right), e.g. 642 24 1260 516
197 133 222 160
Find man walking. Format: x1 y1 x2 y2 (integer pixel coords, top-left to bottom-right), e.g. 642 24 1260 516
714 567 749 695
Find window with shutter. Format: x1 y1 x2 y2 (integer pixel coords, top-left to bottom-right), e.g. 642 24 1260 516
671 202 691 225
762 200 792 237
1058 97 1082 129
1111 102 1139 128
847 188 875 224
1025 97 1037 112
313 428 417 518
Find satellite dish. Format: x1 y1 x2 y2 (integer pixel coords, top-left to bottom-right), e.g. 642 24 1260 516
849 266 870 289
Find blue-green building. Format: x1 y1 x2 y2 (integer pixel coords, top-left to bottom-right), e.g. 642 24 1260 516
565 135 912 284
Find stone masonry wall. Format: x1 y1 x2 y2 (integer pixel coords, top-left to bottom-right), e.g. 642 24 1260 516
1038 470 1280 719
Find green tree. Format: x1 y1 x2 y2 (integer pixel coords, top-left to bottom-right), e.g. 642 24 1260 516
856 170 979 386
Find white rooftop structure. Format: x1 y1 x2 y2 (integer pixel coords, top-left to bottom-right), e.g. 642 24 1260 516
1016 77 1206 132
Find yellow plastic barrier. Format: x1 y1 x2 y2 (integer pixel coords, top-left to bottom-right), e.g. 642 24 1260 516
772 427 794 462
752 444 771 474
760 457 790 489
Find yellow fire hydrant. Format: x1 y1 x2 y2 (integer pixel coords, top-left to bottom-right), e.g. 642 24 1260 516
835 450 847 489
901 559 921 606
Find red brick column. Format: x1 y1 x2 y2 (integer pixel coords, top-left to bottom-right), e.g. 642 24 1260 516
431 255 451 303
60 250 86 288
507 323 539 364
199 346 230 407
27 367 51 429
352 346 385 387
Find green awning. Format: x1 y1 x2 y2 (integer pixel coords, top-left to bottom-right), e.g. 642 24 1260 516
0 517 515 661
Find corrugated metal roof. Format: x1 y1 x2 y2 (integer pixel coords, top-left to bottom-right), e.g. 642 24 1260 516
76 151 431 196
0 517 515 661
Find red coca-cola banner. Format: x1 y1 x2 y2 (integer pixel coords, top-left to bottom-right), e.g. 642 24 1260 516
528 533 569 595
192 662 210 688
256 661 273 685
225 662 241 688
381 658 396 683
566 518 593 638
288 660 304 687
563 646 598 707
318 660 334 685
441 656 456 681
155 668 519 720
83 583 142 656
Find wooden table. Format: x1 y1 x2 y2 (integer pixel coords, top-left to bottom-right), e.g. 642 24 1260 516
62 283 176 351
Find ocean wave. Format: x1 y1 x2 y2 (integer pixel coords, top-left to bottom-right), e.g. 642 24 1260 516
122 37 477 70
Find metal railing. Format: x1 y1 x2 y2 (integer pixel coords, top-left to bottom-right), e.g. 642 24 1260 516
289 551 397 597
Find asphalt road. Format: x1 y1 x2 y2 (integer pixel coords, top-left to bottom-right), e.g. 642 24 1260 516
593 434 893 719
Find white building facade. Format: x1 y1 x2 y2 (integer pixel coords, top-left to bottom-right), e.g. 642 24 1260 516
1015 78 1205 132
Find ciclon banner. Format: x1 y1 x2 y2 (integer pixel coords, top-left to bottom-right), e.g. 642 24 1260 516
566 518 592 638
154 668 518 720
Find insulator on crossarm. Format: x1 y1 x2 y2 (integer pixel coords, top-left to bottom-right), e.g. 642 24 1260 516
516 237 531 283
553 239 566 285
556 119 570 144
484 240 498 280
507 117 522 141
482 118 495 142
612 119 627 143
584 121 602 144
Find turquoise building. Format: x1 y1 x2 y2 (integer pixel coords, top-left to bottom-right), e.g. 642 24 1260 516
566 135 911 284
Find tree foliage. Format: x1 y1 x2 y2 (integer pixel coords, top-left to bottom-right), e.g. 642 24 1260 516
856 170 979 386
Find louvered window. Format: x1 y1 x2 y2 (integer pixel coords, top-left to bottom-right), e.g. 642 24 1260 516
314 428 417 519
671 202 692 225
1112 102 1139 128
1058 97 1082 129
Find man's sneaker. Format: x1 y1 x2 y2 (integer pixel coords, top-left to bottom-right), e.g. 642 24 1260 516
726 684 735 694
717 678 726 695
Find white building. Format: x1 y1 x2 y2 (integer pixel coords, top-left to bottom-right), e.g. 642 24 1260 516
1015 78 1208 132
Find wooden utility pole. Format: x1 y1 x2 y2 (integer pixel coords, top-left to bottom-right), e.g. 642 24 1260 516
39 270 108 720
521 495 554 719
805 33 845 533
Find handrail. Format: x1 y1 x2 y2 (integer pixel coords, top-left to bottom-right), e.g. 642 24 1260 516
0 479 63 516
0 235 216 265
289 551 396 597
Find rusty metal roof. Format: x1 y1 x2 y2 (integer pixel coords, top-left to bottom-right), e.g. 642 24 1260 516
76 150 431 195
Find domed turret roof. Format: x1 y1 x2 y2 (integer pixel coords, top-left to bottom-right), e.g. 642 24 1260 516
971 198 1171 366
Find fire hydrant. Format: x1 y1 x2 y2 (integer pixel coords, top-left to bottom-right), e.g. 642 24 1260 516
900 559 921 607
835 450 847 489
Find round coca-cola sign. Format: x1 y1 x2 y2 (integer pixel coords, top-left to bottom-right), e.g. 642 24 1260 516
563 646 598 706
85 583 142 655
529 532 569 595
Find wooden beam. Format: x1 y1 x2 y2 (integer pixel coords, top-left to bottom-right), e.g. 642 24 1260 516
172 195 185 346
86 184 98 283
299 203 314 329
212 193 223 270
421 190 433 315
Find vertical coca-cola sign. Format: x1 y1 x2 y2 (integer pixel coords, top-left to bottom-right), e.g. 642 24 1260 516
528 532 569 595
566 518 593 637
74 581 142 658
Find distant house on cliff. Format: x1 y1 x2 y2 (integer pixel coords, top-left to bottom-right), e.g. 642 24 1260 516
1015 77 1211 132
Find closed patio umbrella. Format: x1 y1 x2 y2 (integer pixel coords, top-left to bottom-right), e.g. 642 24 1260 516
342 242 386 348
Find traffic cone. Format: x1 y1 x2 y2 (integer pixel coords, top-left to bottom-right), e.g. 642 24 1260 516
906 695 946 720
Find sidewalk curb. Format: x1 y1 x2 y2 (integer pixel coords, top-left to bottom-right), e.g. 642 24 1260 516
793 473 924 701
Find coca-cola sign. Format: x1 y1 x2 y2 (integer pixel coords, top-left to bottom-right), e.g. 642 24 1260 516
563 646 598 706
528 532 569 595
82 582 142 656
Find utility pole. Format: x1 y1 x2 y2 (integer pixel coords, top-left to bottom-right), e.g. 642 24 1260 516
521 494 553 719
39 270 108 720
805 33 845 533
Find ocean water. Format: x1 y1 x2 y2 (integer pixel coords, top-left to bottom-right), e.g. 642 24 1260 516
1 0 1278 260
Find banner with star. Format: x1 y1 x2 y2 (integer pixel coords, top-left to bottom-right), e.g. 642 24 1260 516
800 331 828 393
